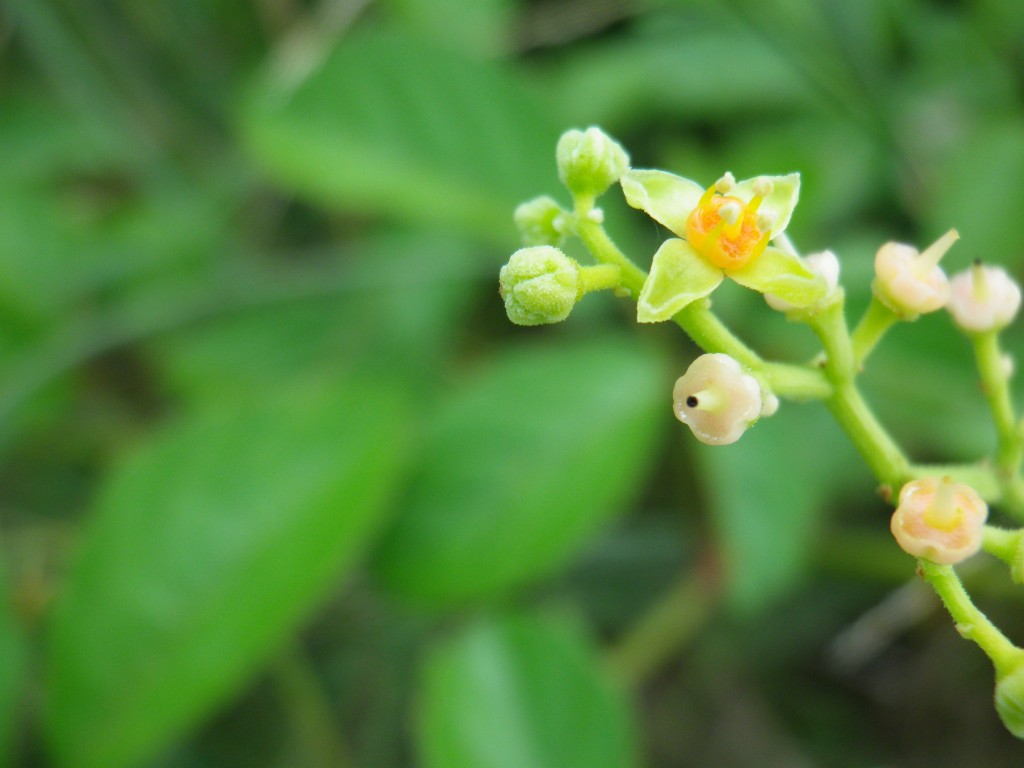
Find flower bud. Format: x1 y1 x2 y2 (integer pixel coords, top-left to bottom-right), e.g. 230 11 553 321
765 249 841 312
995 657 1024 739
514 195 568 247
672 353 762 445
873 229 958 318
890 476 987 565
947 262 1022 333
499 246 580 326
556 127 629 198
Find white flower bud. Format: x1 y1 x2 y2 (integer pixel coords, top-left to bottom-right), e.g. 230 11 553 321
765 250 840 312
890 476 988 565
672 354 762 445
947 262 1022 333
873 229 958 318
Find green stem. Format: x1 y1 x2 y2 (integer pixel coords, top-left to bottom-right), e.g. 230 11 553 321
850 297 898 368
811 301 911 495
918 561 1020 670
573 197 647 296
578 264 623 295
983 526 1022 568
761 361 832 400
970 329 1019 479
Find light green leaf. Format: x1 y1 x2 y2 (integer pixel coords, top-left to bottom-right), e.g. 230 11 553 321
381 0 513 57
240 30 560 244
729 246 825 307
419 612 638 768
45 381 410 768
731 173 800 237
637 239 723 322
620 169 703 237
373 337 666 606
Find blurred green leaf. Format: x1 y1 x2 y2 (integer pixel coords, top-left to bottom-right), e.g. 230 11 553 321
374 336 667 606
240 29 560 244
541 13 814 129
381 0 513 57
701 402 863 613
926 118 1024 271
154 231 485 403
45 380 410 768
418 612 638 768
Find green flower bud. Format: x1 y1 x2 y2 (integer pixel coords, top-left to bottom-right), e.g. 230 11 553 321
514 195 568 247
556 127 629 198
995 658 1024 738
499 246 580 326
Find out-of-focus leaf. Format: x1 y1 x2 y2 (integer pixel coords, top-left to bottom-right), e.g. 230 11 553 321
541 16 814 128
381 0 513 57
419 612 638 768
701 401 864 613
45 381 410 768
374 337 667 606
240 29 559 244
926 118 1024 271
153 231 484 403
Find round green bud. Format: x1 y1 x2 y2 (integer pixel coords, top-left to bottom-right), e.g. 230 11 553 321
514 195 568 247
995 660 1024 738
556 127 629 198
499 246 580 326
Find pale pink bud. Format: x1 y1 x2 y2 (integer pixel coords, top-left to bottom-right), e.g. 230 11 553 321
947 262 1022 333
672 354 762 445
890 476 988 565
873 229 958 318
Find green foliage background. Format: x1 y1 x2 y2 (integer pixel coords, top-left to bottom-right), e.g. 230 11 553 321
1 0 1024 765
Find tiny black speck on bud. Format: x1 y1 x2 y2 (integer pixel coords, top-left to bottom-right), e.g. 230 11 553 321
974 258 983 266
685 395 698 408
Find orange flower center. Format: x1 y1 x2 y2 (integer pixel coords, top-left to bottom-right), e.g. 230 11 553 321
684 188 771 270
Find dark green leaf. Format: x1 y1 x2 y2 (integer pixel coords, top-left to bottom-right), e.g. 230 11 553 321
0 564 26 768
374 336 666 606
419 612 638 768
45 380 409 768
240 29 560 244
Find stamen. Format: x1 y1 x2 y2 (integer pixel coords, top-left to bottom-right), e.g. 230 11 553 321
924 477 963 530
971 260 989 302
698 184 717 208
757 212 775 232
752 177 773 197
917 228 960 271
715 172 736 194
718 201 742 225
686 387 724 412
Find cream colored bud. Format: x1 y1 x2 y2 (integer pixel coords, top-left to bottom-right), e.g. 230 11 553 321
890 476 988 565
947 262 1022 333
672 354 762 445
873 230 957 318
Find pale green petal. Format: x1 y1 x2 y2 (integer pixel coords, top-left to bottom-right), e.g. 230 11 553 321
620 170 704 238
637 239 723 322
729 246 827 307
732 173 800 237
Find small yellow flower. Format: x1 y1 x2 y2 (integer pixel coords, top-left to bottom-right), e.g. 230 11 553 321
890 476 988 565
621 170 826 322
